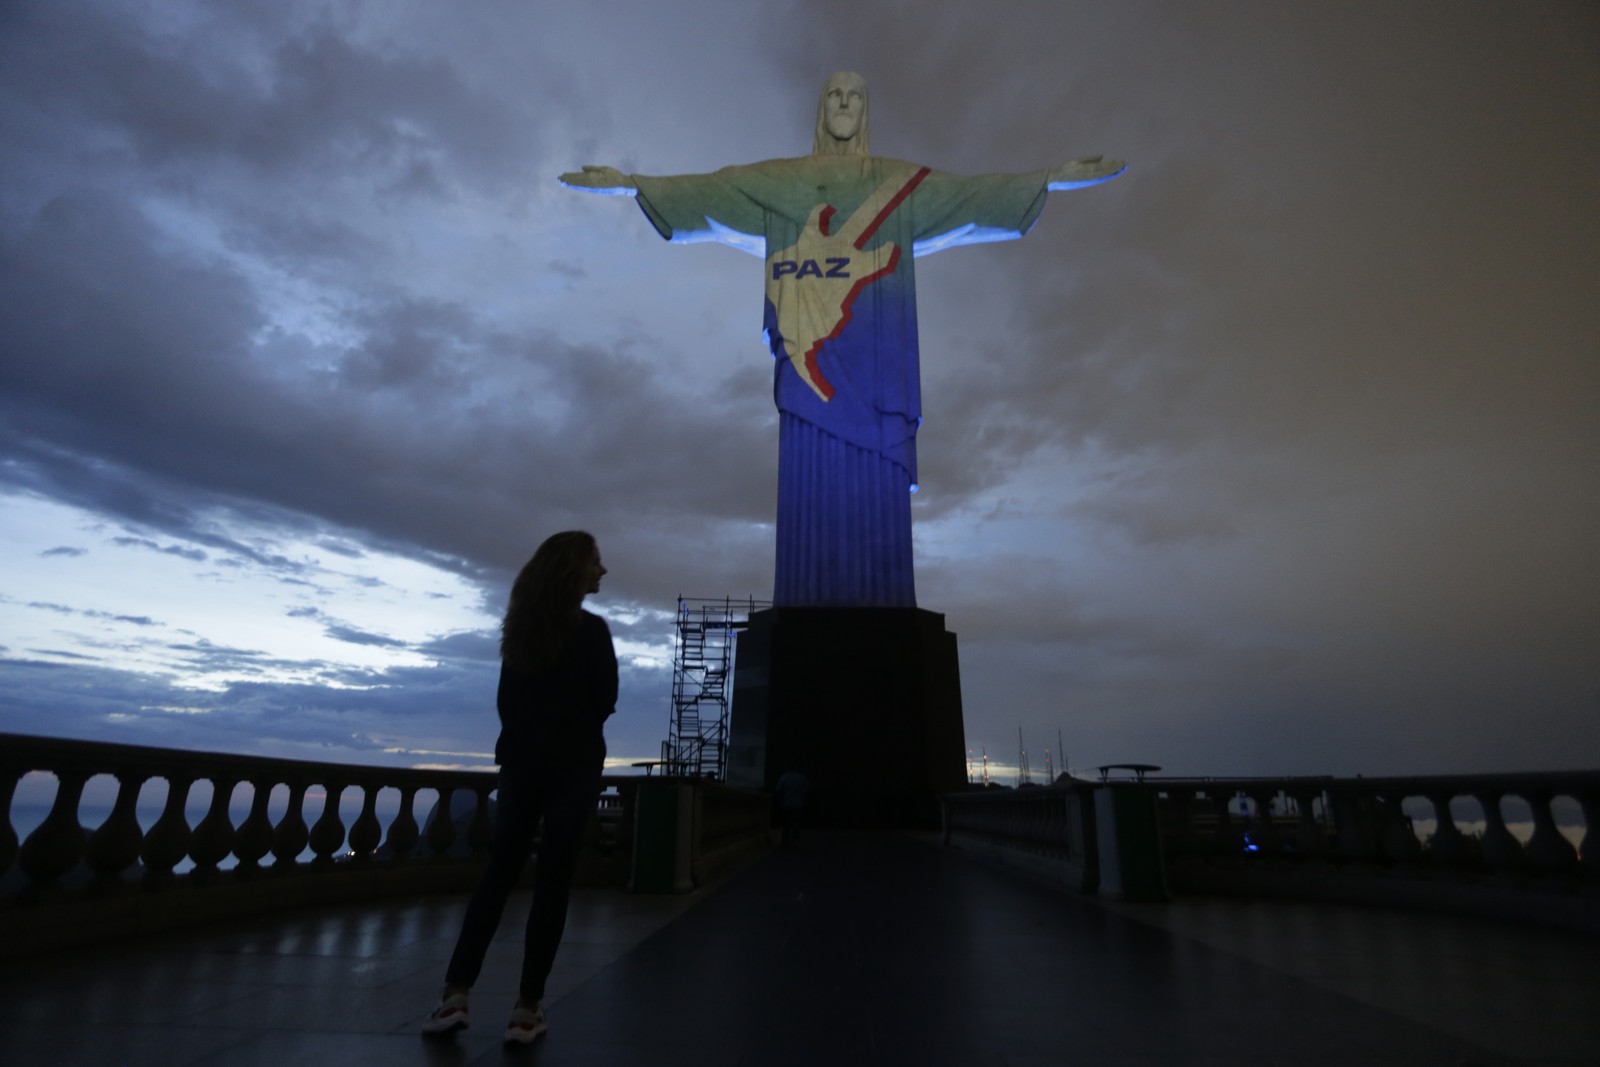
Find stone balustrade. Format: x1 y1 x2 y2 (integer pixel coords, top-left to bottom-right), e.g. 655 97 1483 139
0 731 633 886
690 779 777 885
941 782 1098 892
0 732 771 958
942 770 1599 930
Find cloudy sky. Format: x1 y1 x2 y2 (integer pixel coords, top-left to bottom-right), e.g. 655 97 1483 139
1 0 1595 782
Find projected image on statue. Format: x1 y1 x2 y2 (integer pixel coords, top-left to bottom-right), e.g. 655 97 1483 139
562 71 1124 607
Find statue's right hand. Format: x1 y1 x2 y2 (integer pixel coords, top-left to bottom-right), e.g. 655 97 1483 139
558 165 638 195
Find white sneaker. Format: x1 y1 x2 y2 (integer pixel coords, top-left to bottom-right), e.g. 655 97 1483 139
505 1002 547 1044
421 991 470 1035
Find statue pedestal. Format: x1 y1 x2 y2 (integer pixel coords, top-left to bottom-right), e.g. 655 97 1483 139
727 607 967 827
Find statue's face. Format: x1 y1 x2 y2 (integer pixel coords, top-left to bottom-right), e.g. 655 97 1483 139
822 74 865 142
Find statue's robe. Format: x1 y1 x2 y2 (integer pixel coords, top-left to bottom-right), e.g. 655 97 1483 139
633 155 1049 606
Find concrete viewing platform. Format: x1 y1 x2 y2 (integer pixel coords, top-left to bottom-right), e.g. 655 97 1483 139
1 831 1594 1066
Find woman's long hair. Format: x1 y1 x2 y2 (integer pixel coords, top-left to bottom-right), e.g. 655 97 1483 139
500 530 596 672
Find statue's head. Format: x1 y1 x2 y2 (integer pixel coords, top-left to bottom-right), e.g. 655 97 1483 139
813 71 868 156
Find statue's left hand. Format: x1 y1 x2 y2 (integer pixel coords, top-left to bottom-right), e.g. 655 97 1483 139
1047 156 1127 191
558 165 639 196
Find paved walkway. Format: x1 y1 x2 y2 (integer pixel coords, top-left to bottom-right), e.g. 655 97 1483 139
1 832 1594 1065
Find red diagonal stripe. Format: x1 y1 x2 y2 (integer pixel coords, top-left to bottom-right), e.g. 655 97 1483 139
802 244 901 399
854 167 931 250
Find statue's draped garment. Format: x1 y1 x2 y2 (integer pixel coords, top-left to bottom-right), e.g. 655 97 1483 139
633 155 1050 607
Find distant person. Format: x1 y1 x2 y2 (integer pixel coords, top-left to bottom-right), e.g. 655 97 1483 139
774 769 811 847
422 531 616 1045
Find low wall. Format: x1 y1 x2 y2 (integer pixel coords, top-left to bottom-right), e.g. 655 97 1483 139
1151 772 1599 930
941 784 1099 893
0 732 770 958
942 771 1600 931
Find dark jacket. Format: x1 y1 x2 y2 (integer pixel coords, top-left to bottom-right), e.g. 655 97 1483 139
493 610 617 770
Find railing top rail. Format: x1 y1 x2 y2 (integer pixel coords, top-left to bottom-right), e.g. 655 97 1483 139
1134 770 1600 792
943 768 1600 802
0 731 645 791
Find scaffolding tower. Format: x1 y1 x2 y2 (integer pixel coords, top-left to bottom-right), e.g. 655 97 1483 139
662 596 768 779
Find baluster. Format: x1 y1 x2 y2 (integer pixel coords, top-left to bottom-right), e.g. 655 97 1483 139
613 780 638 860
426 787 458 855
141 775 195 879
1378 793 1421 865
1423 792 1470 867
0 765 21 877
234 779 276 870
86 772 147 880
20 770 89 882
1064 788 1089 866
190 776 238 875
272 781 310 867
1164 788 1201 864
1474 790 1525 872
385 786 421 859
467 787 494 855
1247 789 1281 857
1522 790 1578 874
1579 788 1599 880
347 782 382 859
1331 790 1380 865
308 782 348 865
1209 791 1242 858
1043 790 1064 857
1290 790 1327 861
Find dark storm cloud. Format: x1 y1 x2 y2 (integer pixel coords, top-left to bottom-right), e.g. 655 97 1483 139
110 536 209 562
322 623 410 649
803 3 1599 506
314 539 367 559
777 1 1599 774
0 181 774 598
1 1 547 195
417 628 500 664
274 608 417 656
21 600 75 616
15 599 158 629
0 0 785 617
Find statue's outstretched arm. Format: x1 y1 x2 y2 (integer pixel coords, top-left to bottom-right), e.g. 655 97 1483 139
1046 155 1127 191
558 165 639 197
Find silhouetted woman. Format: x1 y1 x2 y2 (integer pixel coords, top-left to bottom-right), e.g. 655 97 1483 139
423 530 615 1044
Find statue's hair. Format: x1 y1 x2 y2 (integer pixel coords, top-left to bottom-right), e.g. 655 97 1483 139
500 530 596 672
813 71 869 156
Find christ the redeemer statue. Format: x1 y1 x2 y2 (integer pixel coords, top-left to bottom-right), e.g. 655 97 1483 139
562 71 1124 608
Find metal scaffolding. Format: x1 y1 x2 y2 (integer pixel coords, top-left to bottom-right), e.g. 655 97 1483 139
661 596 767 779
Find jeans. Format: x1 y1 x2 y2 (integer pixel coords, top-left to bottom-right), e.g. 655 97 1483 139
444 759 601 1001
